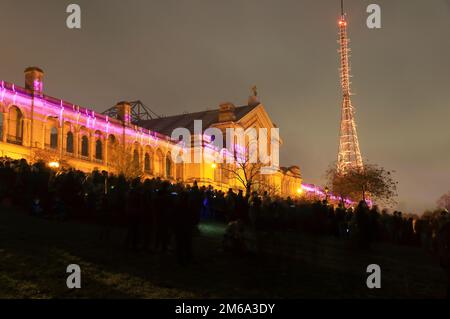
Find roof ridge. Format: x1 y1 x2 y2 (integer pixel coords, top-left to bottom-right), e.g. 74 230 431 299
145 104 253 121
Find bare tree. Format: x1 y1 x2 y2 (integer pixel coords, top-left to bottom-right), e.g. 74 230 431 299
108 142 142 179
219 138 269 197
256 180 281 198
221 156 263 197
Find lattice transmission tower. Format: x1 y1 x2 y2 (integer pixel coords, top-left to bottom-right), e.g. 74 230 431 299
102 100 161 124
337 0 364 174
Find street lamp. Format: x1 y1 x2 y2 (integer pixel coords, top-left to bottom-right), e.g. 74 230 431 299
48 161 60 169
324 186 329 202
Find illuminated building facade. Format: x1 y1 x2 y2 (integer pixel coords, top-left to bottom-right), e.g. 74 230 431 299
0 67 301 197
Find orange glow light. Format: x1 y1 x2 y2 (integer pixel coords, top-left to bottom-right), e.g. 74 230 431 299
48 161 60 169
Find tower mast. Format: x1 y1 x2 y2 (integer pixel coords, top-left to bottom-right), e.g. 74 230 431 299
337 0 364 174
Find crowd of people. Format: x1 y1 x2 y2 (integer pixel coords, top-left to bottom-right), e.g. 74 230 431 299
1 158 450 266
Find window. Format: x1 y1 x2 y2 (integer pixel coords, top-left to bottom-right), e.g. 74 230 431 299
144 153 151 172
50 127 58 149
0 113 3 141
8 106 23 144
66 132 74 153
155 151 163 175
81 136 89 157
95 140 103 160
166 157 172 178
107 135 116 165
133 150 139 167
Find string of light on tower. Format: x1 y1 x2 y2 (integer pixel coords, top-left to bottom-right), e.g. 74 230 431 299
337 0 364 175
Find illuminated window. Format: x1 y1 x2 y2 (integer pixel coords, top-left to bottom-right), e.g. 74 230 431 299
95 140 103 160
7 106 23 145
144 153 151 172
107 135 116 165
166 157 172 178
0 113 3 140
66 132 74 153
81 136 89 157
50 127 58 149
133 150 139 167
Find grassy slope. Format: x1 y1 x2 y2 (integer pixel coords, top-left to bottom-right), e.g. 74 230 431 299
0 206 447 299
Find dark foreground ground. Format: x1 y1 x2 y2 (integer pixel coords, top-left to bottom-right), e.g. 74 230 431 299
0 206 447 298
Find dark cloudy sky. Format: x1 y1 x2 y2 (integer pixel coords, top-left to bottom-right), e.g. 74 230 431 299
1 0 449 213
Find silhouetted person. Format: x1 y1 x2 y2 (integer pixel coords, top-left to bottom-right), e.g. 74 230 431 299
438 221 450 298
99 193 112 241
353 201 372 249
249 192 262 230
225 188 236 222
174 191 195 265
155 182 171 253
124 180 142 251
188 181 203 228
235 190 248 224
141 180 156 252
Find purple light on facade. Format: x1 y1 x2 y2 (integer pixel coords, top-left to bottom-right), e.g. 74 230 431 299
0 83 168 149
59 107 64 126
302 183 354 205
33 79 42 93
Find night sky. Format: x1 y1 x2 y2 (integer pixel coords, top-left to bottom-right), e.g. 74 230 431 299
1 0 449 214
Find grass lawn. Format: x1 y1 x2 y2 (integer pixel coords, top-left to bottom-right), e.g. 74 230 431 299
0 206 447 299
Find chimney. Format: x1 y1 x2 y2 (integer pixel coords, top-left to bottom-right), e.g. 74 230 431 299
116 101 132 124
24 66 44 96
247 85 260 107
218 102 236 122
248 95 260 107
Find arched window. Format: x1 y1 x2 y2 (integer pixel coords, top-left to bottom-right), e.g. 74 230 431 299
166 156 172 178
95 140 103 160
107 135 116 165
144 153 151 172
0 113 3 140
81 136 89 157
133 149 140 167
155 150 163 175
66 132 74 153
7 106 23 144
50 127 58 149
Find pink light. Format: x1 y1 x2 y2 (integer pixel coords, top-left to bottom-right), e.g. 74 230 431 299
301 183 355 205
33 79 43 93
59 106 64 121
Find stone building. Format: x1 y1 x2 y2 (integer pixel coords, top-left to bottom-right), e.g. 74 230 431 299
0 67 301 197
